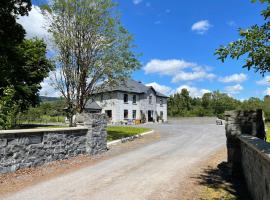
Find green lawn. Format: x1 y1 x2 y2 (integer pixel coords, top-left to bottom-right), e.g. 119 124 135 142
267 123 270 142
106 126 151 141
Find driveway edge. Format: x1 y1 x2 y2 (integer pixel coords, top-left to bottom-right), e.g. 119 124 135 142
107 130 154 147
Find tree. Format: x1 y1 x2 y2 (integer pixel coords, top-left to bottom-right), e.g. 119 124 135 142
0 1 53 110
48 0 140 125
0 0 31 85
215 0 270 75
9 38 53 110
0 87 18 129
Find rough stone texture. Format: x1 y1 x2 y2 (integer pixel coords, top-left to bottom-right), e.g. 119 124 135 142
0 113 107 174
225 109 266 173
239 135 270 200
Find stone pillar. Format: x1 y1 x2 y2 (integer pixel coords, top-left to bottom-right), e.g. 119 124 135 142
225 109 266 174
75 113 108 155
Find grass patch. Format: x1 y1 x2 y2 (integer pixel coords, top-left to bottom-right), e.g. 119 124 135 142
266 123 270 142
106 126 151 141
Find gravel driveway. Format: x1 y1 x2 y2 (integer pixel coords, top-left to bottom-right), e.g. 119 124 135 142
3 118 225 200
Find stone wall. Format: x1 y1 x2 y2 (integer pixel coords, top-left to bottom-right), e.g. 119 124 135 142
238 135 270 200
0 113 107 174
225 109 269 199
225 110 266 173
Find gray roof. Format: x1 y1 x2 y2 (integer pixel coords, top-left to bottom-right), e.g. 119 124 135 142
85 100 102 110
97 79 168 98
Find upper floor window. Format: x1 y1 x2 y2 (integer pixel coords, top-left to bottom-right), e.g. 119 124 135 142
133 95 137 104
100 94 104 102
160 98 163 106
149 95 152 104
124 94 128 103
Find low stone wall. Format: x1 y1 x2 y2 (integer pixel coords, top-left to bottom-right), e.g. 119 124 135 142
0 113 107 174
225 109 269 199
239 135 270 200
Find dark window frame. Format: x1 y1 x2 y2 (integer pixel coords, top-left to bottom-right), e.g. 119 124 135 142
124 110 128 119
132 95 137 104
132 110 136 119
124 93 128 103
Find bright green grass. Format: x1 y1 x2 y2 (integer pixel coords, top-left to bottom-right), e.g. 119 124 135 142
267 123 270 142
106 126 151 141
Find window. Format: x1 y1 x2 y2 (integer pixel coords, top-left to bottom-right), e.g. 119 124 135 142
133 95 137 104
132 110 136 119
160 111 164 120
100 94 104 102
149 95 152 104
160 98 163 106
124 94 128 103
105 110 112 119
124 110 128 119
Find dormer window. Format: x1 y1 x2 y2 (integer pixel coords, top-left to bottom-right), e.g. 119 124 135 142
133 95 137 104
124 94 128 103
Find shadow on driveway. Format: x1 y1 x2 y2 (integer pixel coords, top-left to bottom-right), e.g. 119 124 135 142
195 162 252 200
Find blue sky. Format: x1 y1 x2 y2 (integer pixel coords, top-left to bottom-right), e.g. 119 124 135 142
25 0 270 99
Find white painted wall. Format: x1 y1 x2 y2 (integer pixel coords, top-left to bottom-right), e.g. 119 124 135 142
93 89 168 123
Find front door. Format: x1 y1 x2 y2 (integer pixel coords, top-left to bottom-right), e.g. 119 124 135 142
148 110 153 122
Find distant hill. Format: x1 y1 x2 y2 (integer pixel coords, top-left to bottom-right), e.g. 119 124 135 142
39 96 61 102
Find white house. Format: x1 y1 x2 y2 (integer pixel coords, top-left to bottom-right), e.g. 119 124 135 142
90 79 168 124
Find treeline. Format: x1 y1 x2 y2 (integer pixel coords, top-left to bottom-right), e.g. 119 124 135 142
168 89 270 120
16 98 67 124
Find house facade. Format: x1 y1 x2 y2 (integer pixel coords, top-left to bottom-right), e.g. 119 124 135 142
92 79 168 123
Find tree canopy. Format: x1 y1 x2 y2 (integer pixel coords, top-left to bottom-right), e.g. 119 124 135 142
168 89 270 120
215 0 270 75
48 0 140 124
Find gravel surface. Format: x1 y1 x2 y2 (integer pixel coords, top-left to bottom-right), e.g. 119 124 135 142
2 118 225 200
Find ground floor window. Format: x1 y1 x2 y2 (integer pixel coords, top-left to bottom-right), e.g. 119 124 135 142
105 110 112 119
132 110 136 119
160 111 164 120
124 110 128 119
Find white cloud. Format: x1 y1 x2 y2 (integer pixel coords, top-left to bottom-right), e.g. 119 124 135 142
191 20 212 34
225 84 243 94
172 71 215 82
175 85 211 98
256 76 270 86
144 59 197 75
133 0 143 5
18 6 49 39
264 88 270 96
219 73 247 83
146 82 172 95
144 59 216 83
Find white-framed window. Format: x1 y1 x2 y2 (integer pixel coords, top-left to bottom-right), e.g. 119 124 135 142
160 98 163 106
100 94 104 102
149 95 152 104
124 110 128 119
124 94 128 103
132 110 136 119
133 95 137 104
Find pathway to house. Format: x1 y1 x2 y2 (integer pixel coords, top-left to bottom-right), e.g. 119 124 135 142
3 118 225 200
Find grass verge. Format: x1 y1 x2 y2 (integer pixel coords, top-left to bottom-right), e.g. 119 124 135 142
267 123 270 142
106 126 151 141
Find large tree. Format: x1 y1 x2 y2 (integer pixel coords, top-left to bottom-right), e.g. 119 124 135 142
48 0 140 123
215 0 270 75
0 0 53 129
